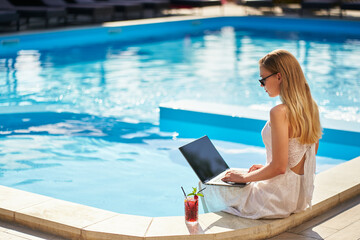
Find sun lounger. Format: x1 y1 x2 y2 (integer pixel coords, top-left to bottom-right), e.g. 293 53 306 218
0 0 66 27
95 0 144 19
130 0 170 17
66 0 145 20
300 0 339 15
39 0 114 23
340 0 360 17
170 0 222 14
238 0 274 8
0 9 19 30
170 0 222 8
236 0 274 14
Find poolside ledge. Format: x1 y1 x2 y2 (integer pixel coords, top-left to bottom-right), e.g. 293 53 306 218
0 155 359 240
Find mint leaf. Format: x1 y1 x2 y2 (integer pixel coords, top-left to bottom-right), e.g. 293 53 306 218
185 186 205 198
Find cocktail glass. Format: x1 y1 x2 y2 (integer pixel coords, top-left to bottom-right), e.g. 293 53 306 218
184 196 198 224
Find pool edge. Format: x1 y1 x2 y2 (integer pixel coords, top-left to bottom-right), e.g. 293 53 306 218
0 156 359 240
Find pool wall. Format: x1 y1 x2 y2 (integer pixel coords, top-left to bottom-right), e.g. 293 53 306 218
2 16 360 56
160 100 360 160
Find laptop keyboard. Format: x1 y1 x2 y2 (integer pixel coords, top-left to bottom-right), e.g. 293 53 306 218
207 168 248 185
207 171 227 184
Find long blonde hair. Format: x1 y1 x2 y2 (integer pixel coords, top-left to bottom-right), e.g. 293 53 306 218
259 49 322 144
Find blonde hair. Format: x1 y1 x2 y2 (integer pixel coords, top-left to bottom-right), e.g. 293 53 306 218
259 49 322 144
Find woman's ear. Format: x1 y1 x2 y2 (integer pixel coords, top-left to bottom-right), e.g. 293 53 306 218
277 72 282 83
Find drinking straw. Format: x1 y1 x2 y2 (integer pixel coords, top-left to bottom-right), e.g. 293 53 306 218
181 186 191 208
198 187 206 193
181 186 187 198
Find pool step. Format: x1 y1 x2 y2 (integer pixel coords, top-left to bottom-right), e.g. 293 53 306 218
159 100 360 160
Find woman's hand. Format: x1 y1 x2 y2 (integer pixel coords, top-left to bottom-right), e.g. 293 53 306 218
248 164 264 173
221 170 247 183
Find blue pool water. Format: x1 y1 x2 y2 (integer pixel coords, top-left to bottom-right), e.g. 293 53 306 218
0 17 360 217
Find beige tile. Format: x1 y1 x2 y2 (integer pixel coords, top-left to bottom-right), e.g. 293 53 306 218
312 185 339 205
199 212 268 240
199 211 263 232
1 221 66 240
145 215 213 240
4 229 66 240
0 231 28 240
15 199 117 240
300 195 341 225
0 185 51 220
289 208 338 234
290 195 360 234
311 159 360 207
268 232 318 240
325 219 360 240
298 225 338 239
320 202 360 230
83 214 152 240
314 157 360 195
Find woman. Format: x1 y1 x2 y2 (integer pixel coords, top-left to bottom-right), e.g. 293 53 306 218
202 49 322 219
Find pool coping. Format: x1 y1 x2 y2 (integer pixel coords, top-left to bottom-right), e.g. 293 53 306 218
0 155 359 240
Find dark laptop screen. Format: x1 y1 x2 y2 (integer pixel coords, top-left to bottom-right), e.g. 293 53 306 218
179 136 230 183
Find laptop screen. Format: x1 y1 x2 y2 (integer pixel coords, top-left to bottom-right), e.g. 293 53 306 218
179 136 230 183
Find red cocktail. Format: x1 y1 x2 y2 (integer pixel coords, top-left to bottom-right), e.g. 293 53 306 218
184 196 198 224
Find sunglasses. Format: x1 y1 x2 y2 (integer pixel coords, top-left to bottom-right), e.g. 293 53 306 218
259 72 277 87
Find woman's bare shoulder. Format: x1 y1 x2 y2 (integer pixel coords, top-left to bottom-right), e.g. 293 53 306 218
270 104 287 118
270 104 289 136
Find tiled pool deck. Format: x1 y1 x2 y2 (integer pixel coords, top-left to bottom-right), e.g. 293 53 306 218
1 3 360 240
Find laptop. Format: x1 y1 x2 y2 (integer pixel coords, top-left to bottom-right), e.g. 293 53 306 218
179 135 247 187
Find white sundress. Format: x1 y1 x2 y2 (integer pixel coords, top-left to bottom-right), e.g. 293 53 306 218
201 121 317 219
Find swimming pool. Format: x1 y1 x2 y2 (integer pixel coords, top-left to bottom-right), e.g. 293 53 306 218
0 17 360 217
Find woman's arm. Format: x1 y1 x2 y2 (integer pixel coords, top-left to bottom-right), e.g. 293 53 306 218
222 104 289 183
